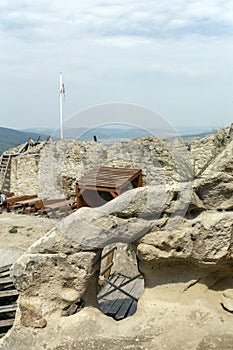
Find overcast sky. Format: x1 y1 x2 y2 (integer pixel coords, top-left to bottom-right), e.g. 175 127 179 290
1 0 233 131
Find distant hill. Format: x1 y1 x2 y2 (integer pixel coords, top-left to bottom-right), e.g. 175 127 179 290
24 126 212 144
0 127 49 155
1 125 212 155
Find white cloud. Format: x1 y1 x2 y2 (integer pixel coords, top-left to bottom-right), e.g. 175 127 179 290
0 0 233 129
2 0 233 41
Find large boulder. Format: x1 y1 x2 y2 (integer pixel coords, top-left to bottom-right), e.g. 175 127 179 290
194 140 233 210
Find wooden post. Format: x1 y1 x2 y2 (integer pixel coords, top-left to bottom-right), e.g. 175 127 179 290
137 171 143 187
103 250 115 279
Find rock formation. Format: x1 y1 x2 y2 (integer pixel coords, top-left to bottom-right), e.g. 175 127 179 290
0 127 232 350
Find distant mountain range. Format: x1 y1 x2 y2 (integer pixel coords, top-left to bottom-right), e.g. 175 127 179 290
0 127 49 155
0 126 212 155
23 126 212 142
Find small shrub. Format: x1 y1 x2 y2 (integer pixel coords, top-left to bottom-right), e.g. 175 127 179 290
9 226 18 234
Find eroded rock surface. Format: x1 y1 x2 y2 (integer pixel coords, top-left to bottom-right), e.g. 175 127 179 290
0 131 232 350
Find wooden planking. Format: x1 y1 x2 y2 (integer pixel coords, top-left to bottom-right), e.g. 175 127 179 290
14 198 43 206
44 198 68 205
98 276 126 314
127 300 137 317
114 279 144 320
0 319 14 328
0 264 17 333
0 290 18 298
98 274 141 300
0 265 12 274
6 195 38 205
108 280 137 318
5 195 38 210
44 200 71 210
77 167 141 188
0 304 17 314
98 274 119 299
0 276 14 285
98 274 144 320
76 167 142 209
0 269 13 290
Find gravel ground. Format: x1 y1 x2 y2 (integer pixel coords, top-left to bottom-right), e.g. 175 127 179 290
0 211 54 266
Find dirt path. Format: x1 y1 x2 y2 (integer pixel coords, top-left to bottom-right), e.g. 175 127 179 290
0 212 54 267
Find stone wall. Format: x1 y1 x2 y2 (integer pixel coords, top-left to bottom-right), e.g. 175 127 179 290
9 136 177 197
9 125 232 198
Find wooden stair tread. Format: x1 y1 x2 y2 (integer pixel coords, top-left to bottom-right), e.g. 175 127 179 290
0 290 18 298
0 319 14 328
0 305 17 314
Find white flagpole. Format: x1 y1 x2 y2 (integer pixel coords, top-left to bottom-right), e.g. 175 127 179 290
59 72 63 140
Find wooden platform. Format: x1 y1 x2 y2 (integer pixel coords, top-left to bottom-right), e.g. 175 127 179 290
98 274 144 320
76 167 142 208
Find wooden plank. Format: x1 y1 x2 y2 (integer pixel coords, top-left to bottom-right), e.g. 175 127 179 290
14 198 42 205
115 279 143 320
0 304 17 314
114 281 137 320
101 277 138 301
6 195 38 205
107 278 137 317
98 275 144 320
0 265 11 274
131 278 144 300
5 192 14 198
44 200 71 209
0 290 18 298
43 198 68 205
77 167 142 188
6 195 38 209
76 167 142 210
79 178 135 188
127 300 137 317
98 274 119 299
98 276 125 314
0 319 14 328
118 171 142 189
102 250 115 279
79 167 141 177
0 276 13 285
98 274 141 300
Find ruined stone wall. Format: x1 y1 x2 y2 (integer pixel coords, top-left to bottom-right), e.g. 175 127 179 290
9 125 232 197
9 141 51 196
9 137 175 197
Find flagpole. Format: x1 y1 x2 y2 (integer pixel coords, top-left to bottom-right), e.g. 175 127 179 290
59 72 63 140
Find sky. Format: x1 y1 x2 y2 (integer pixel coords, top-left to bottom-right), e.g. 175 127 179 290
1 0 233 131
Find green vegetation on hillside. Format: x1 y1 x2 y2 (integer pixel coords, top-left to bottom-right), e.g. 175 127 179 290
0 127 49 155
